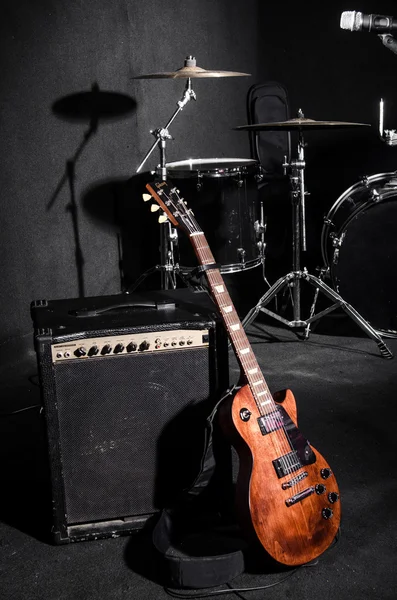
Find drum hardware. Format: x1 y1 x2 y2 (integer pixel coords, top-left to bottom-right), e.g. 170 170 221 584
234 112 393 359
129 56 250 291
379 98 397 146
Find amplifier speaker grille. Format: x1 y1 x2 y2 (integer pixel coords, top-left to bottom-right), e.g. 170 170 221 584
54 348 213 524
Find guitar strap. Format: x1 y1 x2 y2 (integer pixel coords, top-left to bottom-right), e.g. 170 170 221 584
152 387 247 589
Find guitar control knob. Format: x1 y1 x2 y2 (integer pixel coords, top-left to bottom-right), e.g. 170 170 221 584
315 484 326 495
320 468 332 480
328 492 340 504
139 340 150 351
88 345 99 357
114 343 124 353
74 346 87 357
101 344 112 355
127 342 137 352
322 507 333 520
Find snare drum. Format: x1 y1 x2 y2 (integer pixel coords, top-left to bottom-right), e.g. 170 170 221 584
321 172 397 337
166 158 261 274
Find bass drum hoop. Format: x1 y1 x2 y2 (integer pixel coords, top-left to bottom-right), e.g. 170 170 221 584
167 157 262 274
321 172 397 267
322 172 397 338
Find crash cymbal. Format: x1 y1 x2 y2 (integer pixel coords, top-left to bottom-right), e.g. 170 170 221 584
234 118 371 131
133 55 250 79
133 65 251 79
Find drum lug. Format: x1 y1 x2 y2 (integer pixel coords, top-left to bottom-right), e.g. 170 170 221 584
331 232 344 249
332 248 340 265
196 173 203 192
370 188 380 201
237 248 246 264
361 175 370 188
323 216 333 227
254 219 266 236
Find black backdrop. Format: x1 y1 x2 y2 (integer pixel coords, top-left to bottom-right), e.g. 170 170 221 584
1 0 397 360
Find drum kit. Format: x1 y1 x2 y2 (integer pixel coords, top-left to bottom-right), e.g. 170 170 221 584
131 56 395 359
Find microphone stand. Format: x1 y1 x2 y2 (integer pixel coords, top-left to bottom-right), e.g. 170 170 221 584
379 33 397 55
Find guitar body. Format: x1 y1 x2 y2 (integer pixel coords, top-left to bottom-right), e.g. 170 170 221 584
219 385 341 566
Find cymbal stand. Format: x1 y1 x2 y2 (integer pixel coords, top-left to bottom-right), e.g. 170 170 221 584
132 72 197 291
242 116 393 359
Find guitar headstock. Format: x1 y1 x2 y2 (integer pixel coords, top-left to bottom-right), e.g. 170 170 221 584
144 180 200 236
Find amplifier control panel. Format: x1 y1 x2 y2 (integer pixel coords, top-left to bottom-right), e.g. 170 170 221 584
51 329 210 363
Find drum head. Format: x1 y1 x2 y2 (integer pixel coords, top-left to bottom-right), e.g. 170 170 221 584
333 195 397 336
166 158 258 178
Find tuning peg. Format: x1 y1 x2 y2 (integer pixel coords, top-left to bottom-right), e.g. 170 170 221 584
150 204 160 212
142 193 152 202
158 214 168 223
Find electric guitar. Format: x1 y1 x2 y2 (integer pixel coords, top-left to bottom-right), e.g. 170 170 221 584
144 180 341 566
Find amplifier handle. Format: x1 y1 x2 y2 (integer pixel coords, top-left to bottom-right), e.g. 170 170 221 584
71 301 176 318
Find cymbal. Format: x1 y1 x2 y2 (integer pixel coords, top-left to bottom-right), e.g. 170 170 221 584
133 65 250 79
234 118 371 131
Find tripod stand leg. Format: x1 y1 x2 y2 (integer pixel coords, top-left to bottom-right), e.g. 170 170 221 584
303 273 393 359
241 273 296 329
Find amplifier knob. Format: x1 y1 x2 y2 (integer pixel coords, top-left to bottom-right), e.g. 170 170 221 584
127 342 137 352
101 344 112 355
88 345 99 357
187 338 193 345
179 339 185 346
139 340 150 351
74 347 87 357
114 343 124 353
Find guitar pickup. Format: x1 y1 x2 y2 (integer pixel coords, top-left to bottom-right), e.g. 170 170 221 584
285 486 315 507
257 409 283 435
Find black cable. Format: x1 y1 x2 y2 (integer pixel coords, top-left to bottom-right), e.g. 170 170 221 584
0 404 42 417
164 567 299 599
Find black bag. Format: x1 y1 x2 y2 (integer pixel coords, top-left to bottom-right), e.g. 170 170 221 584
247 81 291 179
152 389 248 589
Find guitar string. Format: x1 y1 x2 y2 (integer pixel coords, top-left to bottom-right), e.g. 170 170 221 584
176 197 299 476
183 210 295 467
160 188 300 475
197 242 294 465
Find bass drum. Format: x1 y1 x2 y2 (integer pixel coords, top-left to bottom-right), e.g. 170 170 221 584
322 172 397 337
166 158 261 274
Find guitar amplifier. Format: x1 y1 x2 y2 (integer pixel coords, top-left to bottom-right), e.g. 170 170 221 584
31 288 230 544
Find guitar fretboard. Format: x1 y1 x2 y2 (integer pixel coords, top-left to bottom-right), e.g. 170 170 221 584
190 231 276 416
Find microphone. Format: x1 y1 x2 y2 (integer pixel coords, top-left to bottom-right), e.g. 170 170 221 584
340 11 397 33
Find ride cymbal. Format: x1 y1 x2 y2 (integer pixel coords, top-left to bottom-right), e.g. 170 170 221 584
234 118 371 131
